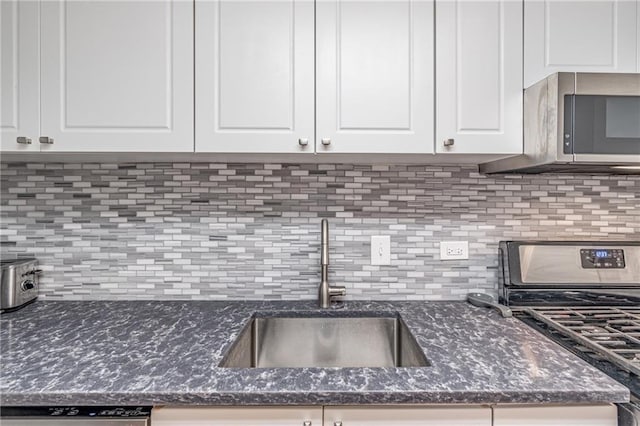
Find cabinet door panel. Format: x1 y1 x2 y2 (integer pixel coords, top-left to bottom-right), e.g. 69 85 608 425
152 406 323 426
0 0 39 152
316 0 434 154
492 404 618 426
196 0 314 154
323 406 491 426
524 0 638 87
339 2 411 130
436 0 523 154
40 0 193 152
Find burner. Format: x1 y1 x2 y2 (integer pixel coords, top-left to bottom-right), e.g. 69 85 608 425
526 307 640 376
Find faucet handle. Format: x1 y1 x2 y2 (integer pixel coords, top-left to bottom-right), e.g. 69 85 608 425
329 286 346 297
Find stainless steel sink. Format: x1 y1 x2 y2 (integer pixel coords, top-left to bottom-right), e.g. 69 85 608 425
219 314 430 368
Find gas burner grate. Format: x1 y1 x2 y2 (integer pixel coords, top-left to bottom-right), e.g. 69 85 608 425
525 307 640 376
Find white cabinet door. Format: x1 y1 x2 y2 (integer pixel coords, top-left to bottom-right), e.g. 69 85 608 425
316 0 434 154
0 0 39 152
196 0 315 154
39 0 193 152
324 406 491 426
492 404 618 426
152 406 323 426
436 0 523 155
524 0 638 87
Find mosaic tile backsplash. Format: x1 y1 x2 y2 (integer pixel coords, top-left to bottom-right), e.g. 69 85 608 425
1 162 638 301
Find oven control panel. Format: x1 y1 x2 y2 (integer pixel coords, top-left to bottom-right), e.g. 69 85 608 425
580 248 625 269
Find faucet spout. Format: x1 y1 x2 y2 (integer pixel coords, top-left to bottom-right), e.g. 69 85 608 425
318 219 346 308
321 219 329 267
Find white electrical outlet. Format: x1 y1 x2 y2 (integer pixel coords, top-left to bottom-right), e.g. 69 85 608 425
440 241 469 260
371 236 391 265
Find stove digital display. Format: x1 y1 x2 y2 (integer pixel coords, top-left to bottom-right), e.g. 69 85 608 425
580 249 625 269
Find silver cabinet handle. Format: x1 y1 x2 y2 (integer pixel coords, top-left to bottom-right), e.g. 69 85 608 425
303 422 312 426
334 422 342 426
39 136 54 144
443 138 454 147
16 137 32 144
321 138 331 146
298 138 309 147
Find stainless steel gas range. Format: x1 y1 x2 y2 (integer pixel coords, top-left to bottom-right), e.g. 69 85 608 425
499 241 640 426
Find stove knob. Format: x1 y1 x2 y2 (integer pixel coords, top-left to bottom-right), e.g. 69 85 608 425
21 280 35 291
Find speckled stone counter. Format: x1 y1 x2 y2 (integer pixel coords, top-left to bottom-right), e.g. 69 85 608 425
0 301 630 406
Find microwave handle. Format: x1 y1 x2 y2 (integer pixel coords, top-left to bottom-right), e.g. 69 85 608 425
563 95 574 155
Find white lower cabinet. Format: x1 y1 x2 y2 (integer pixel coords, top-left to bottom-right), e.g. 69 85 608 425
151 406 323 426
152 406 491 426
492 404 618 426
323 406 492 426
152 404 618 426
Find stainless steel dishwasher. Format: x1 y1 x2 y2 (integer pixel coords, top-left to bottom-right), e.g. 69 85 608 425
0 406 151 425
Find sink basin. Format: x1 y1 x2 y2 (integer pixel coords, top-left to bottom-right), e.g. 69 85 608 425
219 314 430 368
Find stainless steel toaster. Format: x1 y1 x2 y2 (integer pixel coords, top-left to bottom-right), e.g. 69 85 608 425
0 259 40 313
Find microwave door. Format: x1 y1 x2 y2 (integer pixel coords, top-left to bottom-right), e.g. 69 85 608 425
565 95 640 159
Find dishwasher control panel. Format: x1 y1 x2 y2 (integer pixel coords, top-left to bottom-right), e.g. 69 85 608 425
0 406 151 424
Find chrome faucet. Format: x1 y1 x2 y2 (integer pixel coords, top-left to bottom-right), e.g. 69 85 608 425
319 219 346 308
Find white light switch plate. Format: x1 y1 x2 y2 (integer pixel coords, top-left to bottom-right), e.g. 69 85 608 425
371 236 391 265
440 241 469 260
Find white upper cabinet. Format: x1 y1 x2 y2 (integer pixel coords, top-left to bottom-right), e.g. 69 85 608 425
315 0 434 154
492 404 618 426
3 0 528 158
524 0 639 88
324 406 492 426
195 0 315 154
39 0 193 152
0 0 39 152
436 0 523 155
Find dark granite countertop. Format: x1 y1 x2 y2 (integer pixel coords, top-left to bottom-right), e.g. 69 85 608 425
0 300 630 406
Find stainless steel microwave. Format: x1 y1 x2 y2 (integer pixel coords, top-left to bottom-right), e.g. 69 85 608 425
480 72 640 174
